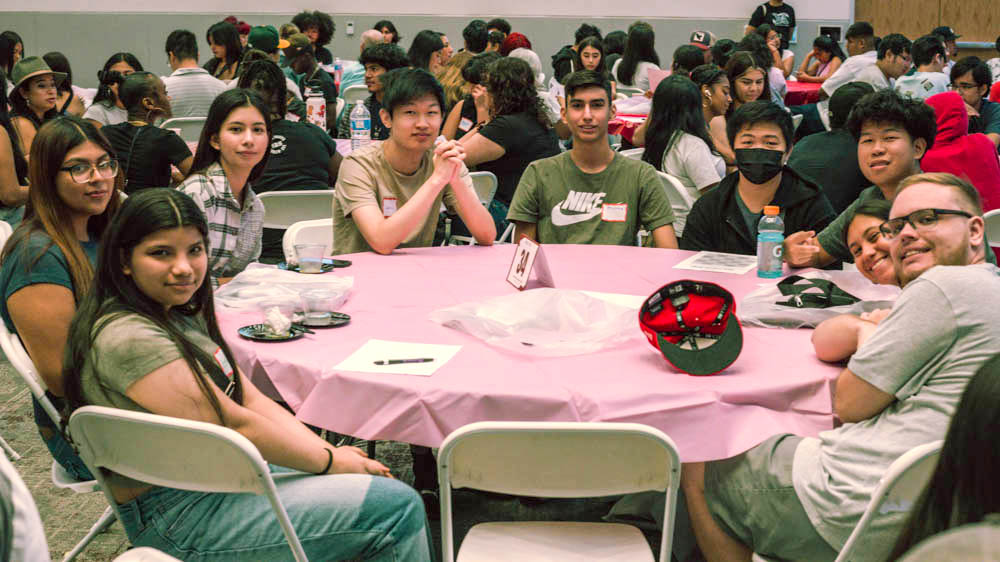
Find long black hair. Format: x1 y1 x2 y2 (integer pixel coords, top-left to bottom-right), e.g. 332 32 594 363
237 60 288 120
408 30 444 71
813 35 847 64
486 57 549 128
63 188 244 426
189 89 272 184
92 52 144 108
0 31 22 76
888 354 1000 559
0 70 28 185
617 21 659 86
575 36 608 76
642 75 718 172
374 20 401 44
42 52 74 95
204 22 243 77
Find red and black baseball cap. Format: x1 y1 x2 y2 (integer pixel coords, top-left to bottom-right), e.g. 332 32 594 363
639 280 743 376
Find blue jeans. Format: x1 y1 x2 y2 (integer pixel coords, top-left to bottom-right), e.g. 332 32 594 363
33 394 94 481
116 468 433 561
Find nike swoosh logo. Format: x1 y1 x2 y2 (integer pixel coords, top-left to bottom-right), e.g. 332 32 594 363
551 206 602 226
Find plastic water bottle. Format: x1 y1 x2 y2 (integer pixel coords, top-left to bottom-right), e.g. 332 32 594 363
350 101 372 151
333 57 343 88
305 80 326 130
757 205 784 278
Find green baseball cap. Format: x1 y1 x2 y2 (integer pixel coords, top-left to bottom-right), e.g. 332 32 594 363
247 25 289 54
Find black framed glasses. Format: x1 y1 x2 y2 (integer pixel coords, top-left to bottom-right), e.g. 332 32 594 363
59 159 119 183
879 208 973 239
949 82 980 92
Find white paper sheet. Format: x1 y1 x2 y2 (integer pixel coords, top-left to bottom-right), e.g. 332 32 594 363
674 251 759 275
580 291 646 309
334 339 461 376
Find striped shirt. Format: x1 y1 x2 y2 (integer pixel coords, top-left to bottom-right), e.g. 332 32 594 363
178 162 264 282
161 67 228 118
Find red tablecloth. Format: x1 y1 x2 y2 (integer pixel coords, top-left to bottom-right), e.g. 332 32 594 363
785 82 823 106
219 245 842 462
609 114 647 144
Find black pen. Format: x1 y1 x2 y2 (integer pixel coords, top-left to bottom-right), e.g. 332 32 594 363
374 358 435 365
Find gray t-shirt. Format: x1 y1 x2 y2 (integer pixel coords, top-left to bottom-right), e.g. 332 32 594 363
792 263 1000 558
82 102 127 127
506 151 675 246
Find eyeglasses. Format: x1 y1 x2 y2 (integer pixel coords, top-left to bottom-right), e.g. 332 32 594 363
878 208 973 239
950 82 980 91
59 159 119 183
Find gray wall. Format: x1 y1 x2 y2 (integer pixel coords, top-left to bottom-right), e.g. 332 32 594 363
5 13 850 89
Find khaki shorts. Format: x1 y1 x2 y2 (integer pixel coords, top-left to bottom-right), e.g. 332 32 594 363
705 434 839 561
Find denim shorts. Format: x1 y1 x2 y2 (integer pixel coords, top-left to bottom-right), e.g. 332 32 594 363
705 434 838 561
115 468 432 561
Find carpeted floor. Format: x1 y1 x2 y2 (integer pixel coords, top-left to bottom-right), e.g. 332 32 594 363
1 357 660 561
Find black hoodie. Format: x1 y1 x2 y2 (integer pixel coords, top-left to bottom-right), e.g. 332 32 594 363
551 45 578 84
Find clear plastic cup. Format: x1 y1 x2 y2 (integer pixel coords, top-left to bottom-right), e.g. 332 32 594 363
294 243 326 274
301 289 335 326
257 298 297 336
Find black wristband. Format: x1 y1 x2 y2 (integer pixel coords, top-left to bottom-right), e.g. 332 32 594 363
315 448 333 475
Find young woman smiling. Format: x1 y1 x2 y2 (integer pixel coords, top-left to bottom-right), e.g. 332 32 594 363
709 51 768 167
178 89 270 285
0 115 122 481
61 188 432 561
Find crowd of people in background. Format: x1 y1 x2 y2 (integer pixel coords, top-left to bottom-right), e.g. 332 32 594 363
3 1 1000 560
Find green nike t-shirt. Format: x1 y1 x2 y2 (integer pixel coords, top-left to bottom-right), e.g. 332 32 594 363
506 151 675 246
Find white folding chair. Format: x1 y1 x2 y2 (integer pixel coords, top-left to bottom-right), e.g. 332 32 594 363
984 209 1000 249
282 218 334 262
340 84 369 107
656 171 697 238
0 313 116 561
258 190 335 229
446 172 498 246
620 147 644 159
897 519 1000 562
69 406 308 562
0 222 19 461
438 421 680 562
618 86 645 98
833 440 943 562
159 117 206 144
113 548 182 561
334 97 346 129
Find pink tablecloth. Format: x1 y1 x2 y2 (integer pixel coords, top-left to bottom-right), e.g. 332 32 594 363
218 245 841 462
608 114 646 145
785 81 822 106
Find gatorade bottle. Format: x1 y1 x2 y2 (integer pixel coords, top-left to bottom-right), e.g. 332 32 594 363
305 80 326 130
757 205 784 278
350 101 372 151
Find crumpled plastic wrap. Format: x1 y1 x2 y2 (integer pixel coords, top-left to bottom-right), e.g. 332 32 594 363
214 263 353 311
429 288 640 356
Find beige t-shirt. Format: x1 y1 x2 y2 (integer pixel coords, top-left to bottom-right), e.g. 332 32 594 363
332 143 467 255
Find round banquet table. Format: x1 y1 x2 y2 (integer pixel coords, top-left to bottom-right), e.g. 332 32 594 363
218 245 842 463
784 81 823 106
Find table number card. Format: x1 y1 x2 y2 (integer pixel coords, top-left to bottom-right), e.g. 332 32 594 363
506 236 555 290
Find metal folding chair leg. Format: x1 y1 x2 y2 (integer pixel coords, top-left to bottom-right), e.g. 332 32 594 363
0 434 18 460
63 505 117 562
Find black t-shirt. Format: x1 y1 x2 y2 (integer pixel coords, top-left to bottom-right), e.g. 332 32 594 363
477 111 561 207
749 2 796 46
256 118 339 260
102 123 191 193
787 129 869 214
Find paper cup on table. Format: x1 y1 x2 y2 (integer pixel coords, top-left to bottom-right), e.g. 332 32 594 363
294 243 326 273
301 289 336 326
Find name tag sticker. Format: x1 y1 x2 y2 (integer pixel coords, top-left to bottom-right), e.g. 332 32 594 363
458 117 474 132
382 197 397 217
602 203 628 222
214 348 234 379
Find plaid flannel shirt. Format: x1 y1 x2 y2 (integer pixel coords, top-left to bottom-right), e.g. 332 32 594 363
178 162 264 283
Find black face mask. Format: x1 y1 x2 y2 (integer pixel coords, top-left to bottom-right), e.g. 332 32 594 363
734 148 785 184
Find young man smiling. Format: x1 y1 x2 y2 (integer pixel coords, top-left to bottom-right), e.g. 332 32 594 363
785 89 936 268
506 70 677 248
853 33 913 91
332 67 496 255
681 100 835 255
682 172 1000 562
336 43 409 140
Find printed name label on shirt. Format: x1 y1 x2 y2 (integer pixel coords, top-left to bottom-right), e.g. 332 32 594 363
458 117 474 132
214 348 234 379
601 203 628 222
383 197 397 217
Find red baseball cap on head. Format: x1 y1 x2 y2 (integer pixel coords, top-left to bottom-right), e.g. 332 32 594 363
639 280 743 376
